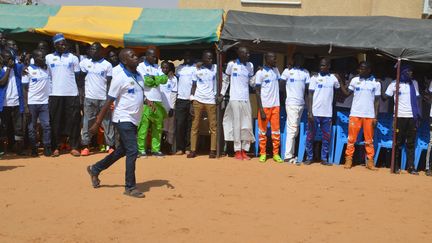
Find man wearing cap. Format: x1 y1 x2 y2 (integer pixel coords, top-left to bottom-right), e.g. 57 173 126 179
46 33 81 156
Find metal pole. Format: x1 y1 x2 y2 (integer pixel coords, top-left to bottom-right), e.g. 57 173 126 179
215 45 224 158
390 58 401 173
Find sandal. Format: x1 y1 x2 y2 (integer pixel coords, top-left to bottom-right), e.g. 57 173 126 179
124 188 145 198
52 149 60 157
86 166 100 188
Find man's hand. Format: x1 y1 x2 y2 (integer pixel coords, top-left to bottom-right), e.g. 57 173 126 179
372 118 377 128
259 109 266 121
307 112 314 123
145 99 156 112
216 94 223 104
110 103 115 111
7 59 14 68
195 62 203 69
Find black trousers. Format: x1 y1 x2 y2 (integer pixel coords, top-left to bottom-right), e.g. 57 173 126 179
49 96 81 150
0 106 24 146
175 99 192 152
395 117 416 171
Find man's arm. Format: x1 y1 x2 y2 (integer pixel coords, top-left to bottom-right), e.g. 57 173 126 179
335 73 351 96
255 85 266 120
307 90 314 122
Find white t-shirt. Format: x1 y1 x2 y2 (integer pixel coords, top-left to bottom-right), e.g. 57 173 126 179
80 58 113 100
2 67 19 107
22 65 51 105
429 81 432 117
137 61 164 102
309 73 340 117
112 64 122 77
175 64 196 100
46 52 80 96
160 76 177 110
280 67 310 106
385 80 420 118
255 66 280 108
348 76 381 118
192 64 217 105
225 60 253 101
108 66 144 126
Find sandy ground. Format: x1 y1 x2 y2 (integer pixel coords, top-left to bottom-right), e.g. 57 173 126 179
1 153 432 243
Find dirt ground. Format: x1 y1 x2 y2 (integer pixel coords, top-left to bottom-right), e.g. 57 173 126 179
1 153 432 243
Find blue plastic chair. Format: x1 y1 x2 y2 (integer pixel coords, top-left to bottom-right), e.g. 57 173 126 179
332 111 365 165
373 113 406 166
297 109 335 162
401 119 430 170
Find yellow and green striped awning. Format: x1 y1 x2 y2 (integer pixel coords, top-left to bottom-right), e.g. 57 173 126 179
0 4 223 47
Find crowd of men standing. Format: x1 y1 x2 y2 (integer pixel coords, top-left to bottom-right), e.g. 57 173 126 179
1 32 431 198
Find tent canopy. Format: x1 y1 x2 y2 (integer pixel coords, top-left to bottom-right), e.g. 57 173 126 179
221 10 432 63
0 4 223 48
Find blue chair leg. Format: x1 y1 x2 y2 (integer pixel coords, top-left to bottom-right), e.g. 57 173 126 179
254 119 259 157
374 145 381 166
414 148 422 170
297 124 306 162
280 129 286 160
329 125 336 164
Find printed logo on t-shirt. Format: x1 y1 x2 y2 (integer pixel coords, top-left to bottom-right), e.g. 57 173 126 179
50 64 55 68
290 78 295 83
128 88 135 94
31 78 38 82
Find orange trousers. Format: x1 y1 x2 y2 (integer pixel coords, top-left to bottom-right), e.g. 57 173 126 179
345 116 375 160
258 106 280 156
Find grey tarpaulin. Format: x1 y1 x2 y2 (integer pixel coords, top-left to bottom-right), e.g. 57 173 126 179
221 10 432 63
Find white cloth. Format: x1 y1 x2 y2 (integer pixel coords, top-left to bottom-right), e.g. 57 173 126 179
112 64 122 77
2 67 19 107
46 52 80 96
223 100 255 151
284 105 303 159
429 81 432 117
137 61 164 102
160 76 177 110
385 80 420 118
224 59 254 101
309 73 340 117
22 65 51 105
175 64 196 100
280 67 310 106
80 58 113 100
255 66 280 108
192 64 217 105
348 76 381 118
108 66 144 126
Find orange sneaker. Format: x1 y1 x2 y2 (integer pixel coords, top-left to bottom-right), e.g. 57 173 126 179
108 148 115 154
235 151 243 160
241 150 251 160
80 148 90 156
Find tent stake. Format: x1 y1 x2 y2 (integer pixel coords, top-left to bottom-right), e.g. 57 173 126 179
390 58 401 173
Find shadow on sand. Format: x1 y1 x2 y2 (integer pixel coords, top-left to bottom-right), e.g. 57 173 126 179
99 179 175 193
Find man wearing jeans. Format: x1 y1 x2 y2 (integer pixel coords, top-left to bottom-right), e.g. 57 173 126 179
280 53 310 164
22 49 52 157
87 48 154 198
79 42 114 156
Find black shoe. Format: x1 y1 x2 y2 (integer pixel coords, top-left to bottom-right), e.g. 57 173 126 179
407 167 419 175
209 150 217 159
86 165 100 188
303 159 313 165
152 151 165 158
321 161 333 166
187 151 197 158
31 148 38 157
426 170 432 176
124 188 145 198
43 147 52 157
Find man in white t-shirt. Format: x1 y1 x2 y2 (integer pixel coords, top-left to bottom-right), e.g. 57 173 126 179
87 48 154 198
384 64 420 175
425 79 432 176
221 47 255 160
159 61 177 148
339 62 381 170
0 49 25 155
137 48 168 158
187 50 218 159
306 58 341 165
255 52 283 163
22 49 52 157
45 33 81 157
174 51 196 155
79 42 114 156
280 53 310 164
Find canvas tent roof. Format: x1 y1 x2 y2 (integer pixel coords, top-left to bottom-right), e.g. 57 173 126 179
221 10 432 63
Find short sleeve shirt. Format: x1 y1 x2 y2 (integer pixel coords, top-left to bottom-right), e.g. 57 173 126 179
175 64 196 100
160 76 177 110
255 66 280 108
46 52 80 96
348 76 381 118
22 65 51 105
108 66 145 126
2 67 19 107
225 59 254 101
309 73 340 117
137 61 164 102
192 64 217 104
80 58 113 100
385 80 420 118
280 67 310 106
